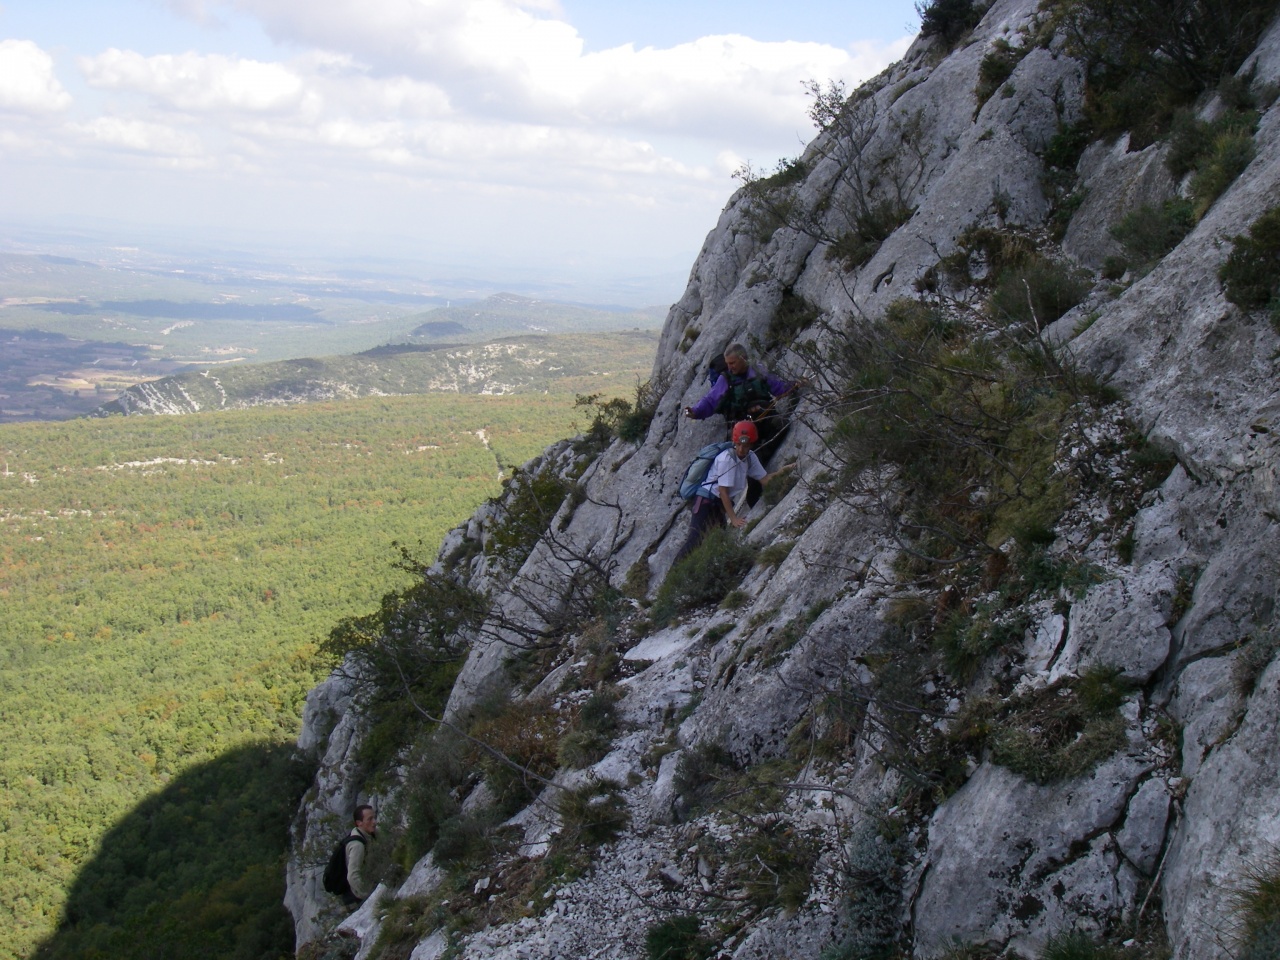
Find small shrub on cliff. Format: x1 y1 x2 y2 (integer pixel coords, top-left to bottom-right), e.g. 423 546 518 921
1041 931 1124 960
652 527 757 627
467 697 562 813
985 666 1130 784
1109 198 1195 274
557 686 620 768
728 817 822 911
769 287 821 348
822 817 907 960
672 742 741 819
918 0 985 48
575 376 661 450
1220 206 1280 326
393 731 469 869
485 468 574 573
556 778 629 848
1230 848 1280 960
975 39 1025 108
320 549 487 771
1233 630 1280 697
987 253 1091 330
646 916 716 960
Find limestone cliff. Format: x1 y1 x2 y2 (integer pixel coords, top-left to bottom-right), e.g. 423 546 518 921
287 2 1280 958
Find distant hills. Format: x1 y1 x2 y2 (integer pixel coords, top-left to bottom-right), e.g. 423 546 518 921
1 258 666 422
402 292 666 341
95 329 660 416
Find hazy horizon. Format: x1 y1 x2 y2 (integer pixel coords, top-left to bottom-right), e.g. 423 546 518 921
0 0 922 307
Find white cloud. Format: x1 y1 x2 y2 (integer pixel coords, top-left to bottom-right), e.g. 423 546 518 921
72 116 205 158
80 48 306 113
229 0 908 140
0 39 72 114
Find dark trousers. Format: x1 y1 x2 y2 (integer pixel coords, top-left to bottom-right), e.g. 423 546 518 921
673 495 726 565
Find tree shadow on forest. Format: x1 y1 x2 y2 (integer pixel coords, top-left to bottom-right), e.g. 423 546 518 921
32 742 311 960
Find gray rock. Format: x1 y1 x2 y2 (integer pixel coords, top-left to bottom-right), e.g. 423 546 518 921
1063 136 1177 270
914 754 1149 956
1170 654 1244 779
1115 778 1172 875
1163 659 1280 960
1050 575 1174 684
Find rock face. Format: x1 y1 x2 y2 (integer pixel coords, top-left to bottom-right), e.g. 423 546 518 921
286 3 1280 958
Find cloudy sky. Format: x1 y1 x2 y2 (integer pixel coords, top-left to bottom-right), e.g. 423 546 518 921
0 0 920 301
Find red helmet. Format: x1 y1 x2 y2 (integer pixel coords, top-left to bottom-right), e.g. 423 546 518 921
732 420 758 444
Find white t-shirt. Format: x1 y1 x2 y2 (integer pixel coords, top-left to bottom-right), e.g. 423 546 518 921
702 447 766 500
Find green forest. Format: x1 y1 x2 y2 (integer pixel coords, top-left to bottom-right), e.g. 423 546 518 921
0 380 642 959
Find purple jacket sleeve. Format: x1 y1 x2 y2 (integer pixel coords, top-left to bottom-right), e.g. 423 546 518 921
762 370 793 397
688 375 728 420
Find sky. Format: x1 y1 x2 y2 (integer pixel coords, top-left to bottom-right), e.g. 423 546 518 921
0 0 921 302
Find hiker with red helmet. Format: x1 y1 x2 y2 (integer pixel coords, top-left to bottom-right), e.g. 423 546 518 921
673 419 795 564
684 343 799 505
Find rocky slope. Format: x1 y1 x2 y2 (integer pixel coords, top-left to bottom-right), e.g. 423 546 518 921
286 2 1280 958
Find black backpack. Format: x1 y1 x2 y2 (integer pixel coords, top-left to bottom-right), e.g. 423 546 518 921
321 833 365 896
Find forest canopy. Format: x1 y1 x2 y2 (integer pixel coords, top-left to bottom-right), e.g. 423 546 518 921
0 381 641 960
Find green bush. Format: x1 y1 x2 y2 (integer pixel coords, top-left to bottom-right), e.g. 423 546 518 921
1189 129 1256 218
1220 206 1280 324
672 743 741 819
645 916 716 960
1041 931 1125 960
557 687 620 768
828 200 915 269
1109 198 1195 272
822 818 906 960
770 287 821 347
1233 851 1280 959
729 817 821 911
817 293 1096 580
934 607 1031 683
485 467 573 573
918 0 984 47
320 555 485 771
431 809 503 868
1053 0 1275 145
760 156 810 189
975 39 1025 107
987 666 1130 784
575 377 660 449
556 779 629 848
988 254 1091 330
395 731 468 868
1240 922 1280 960
652 527 757 627
468 698 562 813
1233 631 1280 696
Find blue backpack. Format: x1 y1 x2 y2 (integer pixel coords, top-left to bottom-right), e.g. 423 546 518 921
679 441 733 500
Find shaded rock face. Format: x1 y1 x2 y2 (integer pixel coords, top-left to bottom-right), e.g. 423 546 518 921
287 3 1280 958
